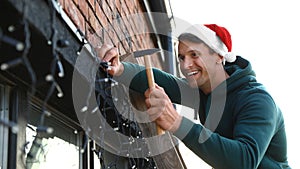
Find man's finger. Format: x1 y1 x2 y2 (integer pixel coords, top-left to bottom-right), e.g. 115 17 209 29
144 87 155 98
148 108 163 121
96 44 114 61
104 47 118 62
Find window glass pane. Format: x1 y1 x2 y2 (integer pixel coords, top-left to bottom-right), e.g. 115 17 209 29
25 124 79 169
93 151 101 169
0 84 9 169
25 104 81 169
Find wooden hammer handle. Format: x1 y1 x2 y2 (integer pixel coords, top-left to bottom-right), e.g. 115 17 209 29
144 55 165 135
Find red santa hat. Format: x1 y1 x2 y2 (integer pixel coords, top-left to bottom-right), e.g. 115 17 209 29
188 24 237 64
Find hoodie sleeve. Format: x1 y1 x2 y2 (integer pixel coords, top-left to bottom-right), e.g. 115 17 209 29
115 62 197 107
173 92 279 169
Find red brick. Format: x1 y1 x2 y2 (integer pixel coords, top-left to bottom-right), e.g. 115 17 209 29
107 25 120 45
117 0 130 17
125 17 137 35
122 17 135 37
101 26 113 45
64 0 85 32
112 21 126 42
99 0 113 23
135 0 146 12
117 42 125 52
63 0 162 68
121 39 131 52
86 23 99 48
125 0 136 14
72 0 78 6
131 14 146 37
88 7 101 31
115 0 123 16
106 0 118 14
78 0 89 20
87 0 96 11
95 3 108 27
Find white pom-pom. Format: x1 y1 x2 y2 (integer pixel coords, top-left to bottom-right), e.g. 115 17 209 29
224 52 236 63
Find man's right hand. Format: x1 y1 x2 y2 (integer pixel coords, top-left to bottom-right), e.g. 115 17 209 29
96 44 124 76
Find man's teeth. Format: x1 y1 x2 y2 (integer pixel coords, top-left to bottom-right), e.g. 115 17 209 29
187 71 198 76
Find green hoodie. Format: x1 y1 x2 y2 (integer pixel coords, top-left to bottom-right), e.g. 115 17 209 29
116 56 290 169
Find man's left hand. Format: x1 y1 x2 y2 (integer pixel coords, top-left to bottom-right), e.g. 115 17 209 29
144 84 182 132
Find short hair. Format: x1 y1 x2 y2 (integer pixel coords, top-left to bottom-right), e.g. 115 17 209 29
178 33 216 54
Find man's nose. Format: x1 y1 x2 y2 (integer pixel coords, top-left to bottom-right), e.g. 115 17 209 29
183 57 193 69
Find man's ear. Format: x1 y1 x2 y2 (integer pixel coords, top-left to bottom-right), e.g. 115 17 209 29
216 55 224 64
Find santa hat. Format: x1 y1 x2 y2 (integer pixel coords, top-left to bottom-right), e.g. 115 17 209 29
186 24 237 64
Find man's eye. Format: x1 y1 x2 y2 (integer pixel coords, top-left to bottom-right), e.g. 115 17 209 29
178 55 184 61
191 52 198 57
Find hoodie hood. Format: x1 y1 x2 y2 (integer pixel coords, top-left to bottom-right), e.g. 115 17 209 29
224 56 257 93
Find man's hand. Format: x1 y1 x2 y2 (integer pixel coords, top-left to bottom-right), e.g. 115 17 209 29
144 84 182 132
96 44 124 76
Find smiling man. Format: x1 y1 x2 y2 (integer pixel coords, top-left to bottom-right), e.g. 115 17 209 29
97 24 290 169
177 32 229 92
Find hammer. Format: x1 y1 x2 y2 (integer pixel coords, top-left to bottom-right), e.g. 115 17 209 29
129 48 165 135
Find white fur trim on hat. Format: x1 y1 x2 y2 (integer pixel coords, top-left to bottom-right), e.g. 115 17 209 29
184 24 237 64
224 52 236 63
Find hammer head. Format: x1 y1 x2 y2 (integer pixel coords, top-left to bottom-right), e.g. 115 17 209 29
132 48 161 58
120 48 161 60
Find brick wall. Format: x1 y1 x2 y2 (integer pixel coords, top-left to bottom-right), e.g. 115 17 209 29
57 0 162 68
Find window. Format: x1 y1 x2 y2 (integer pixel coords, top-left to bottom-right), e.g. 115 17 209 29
25 124 80 169
22 100 82 169
0 84 9 169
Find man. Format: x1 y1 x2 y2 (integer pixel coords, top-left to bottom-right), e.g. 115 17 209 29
97 24 290 169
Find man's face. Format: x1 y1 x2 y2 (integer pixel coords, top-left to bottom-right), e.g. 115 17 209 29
178 40 221 89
